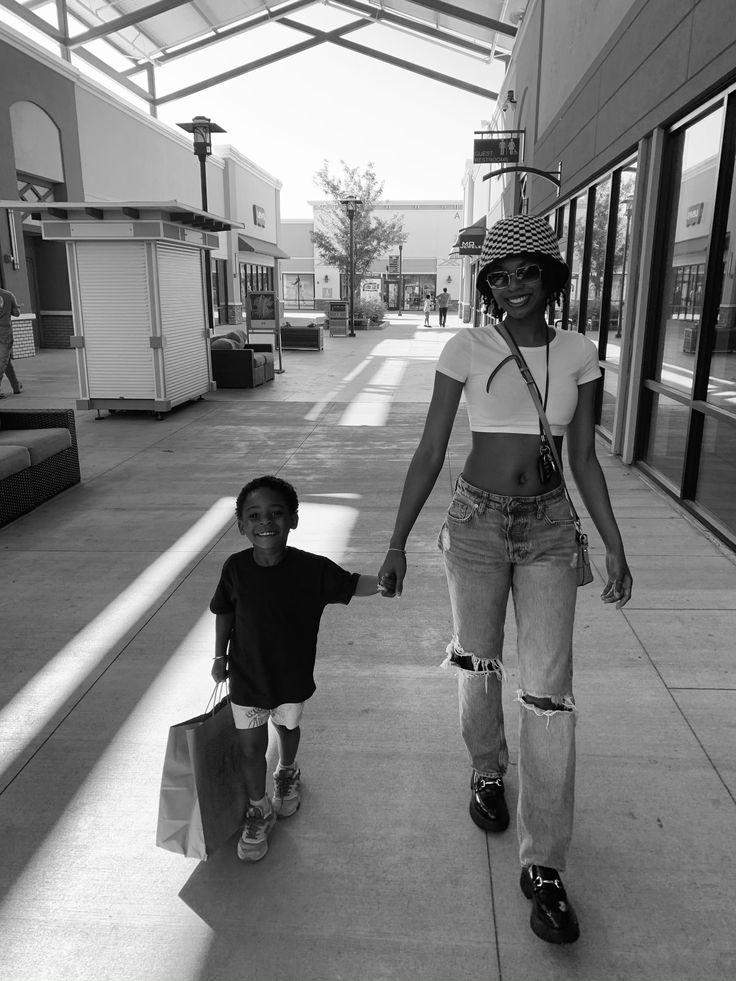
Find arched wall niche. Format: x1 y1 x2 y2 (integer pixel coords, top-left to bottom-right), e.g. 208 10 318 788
10 101 64 183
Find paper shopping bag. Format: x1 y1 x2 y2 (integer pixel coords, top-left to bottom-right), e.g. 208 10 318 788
156 694 246 860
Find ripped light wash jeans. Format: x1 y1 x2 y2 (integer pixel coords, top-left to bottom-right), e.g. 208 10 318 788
439 474 578 871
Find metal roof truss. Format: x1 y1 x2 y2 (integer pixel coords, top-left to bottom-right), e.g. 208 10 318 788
0 0 525 109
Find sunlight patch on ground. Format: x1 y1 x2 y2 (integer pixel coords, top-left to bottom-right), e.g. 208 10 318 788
305 330 453 423
0 613 216 980
288 501 359 560
0 498 236 790
338 357 408 426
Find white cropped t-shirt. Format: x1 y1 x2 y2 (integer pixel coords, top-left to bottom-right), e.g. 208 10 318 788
436 327 601 436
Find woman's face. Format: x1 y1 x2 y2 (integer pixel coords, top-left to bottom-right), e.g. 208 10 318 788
487 253 548 320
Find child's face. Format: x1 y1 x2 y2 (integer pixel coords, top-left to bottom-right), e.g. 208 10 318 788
237 487 298 554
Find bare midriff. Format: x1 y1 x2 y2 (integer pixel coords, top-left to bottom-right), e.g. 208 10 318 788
462 431 565 497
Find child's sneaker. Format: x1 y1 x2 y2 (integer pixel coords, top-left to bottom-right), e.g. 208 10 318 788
272 764 301 817
237 801 276 862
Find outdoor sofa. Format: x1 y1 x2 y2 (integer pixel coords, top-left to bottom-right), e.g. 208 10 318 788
0 408 81 528
209 330 275 388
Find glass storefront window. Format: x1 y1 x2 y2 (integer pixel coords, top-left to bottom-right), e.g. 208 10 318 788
608 163 638 365
599 367 619 435
707 128 736 411
239 262 274 319
282 273 315 308
585 177 611 338
568 192 588 331
645 392 689 490
652 106 724 396
697 415 736 531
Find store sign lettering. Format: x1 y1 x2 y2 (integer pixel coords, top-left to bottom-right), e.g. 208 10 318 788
473 135 521 164
458 233 485 255
253 205 266 228
686 202 704 227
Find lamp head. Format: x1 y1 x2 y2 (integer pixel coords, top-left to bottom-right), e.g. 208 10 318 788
177 115 226 158
340 195 363 218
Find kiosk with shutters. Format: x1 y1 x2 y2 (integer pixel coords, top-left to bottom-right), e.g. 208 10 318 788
30 201 238 418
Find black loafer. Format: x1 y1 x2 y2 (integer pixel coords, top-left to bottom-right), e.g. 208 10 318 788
469 774 510 832
520 865 580 944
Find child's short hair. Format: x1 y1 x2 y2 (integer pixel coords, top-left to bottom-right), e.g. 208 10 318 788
235 475 299 519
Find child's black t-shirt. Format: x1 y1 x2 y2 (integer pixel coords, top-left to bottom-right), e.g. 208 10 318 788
209 546 359 708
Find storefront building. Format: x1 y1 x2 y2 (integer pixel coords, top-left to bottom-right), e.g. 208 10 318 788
462 0 736 548
0 26 286 353
281 200 463 313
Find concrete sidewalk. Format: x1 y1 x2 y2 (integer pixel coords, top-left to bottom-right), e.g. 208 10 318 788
1 314 735 981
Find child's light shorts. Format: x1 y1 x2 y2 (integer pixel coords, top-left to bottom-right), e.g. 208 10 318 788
231 701 304 730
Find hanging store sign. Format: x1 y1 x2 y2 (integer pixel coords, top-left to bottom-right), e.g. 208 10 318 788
456 227 486 255
388 254 399 273
473 132 522 164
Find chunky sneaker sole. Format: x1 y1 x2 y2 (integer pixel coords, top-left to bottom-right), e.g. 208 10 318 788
237 806 276 862
520 866 580 944
272 767 301 818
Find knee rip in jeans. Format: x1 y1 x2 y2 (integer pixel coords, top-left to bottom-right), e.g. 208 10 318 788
516 689 576 727
441 637 506 690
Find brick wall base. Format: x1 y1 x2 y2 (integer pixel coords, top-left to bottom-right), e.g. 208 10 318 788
11 319 36 358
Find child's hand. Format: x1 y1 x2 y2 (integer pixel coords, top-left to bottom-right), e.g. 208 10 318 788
211 657 227 683
378 549 406 598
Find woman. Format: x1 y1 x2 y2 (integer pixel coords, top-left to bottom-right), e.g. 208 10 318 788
378 215 632 945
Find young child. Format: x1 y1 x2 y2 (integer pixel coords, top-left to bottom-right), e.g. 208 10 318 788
210 475 385 862
423 293 432 327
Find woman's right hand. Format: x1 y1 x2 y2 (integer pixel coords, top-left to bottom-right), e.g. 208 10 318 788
378 550 407 598
211 657 228 683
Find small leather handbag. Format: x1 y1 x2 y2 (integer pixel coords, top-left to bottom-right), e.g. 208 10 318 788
495 322 595 587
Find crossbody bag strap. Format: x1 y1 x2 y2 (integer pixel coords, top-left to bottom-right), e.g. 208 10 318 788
494 321 582 527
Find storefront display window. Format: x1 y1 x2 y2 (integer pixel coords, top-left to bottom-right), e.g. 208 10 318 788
651 106 724 396
585 176 611 337
239 262 274 319
567 193 588 331
608 164 638 366
645 391 689 489
282 273 315 308
639 92 736 544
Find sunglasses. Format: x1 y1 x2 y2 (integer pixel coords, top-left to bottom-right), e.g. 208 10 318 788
486 263 542 290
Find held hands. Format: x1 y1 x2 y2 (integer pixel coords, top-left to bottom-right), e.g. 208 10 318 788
377 548 407 598
211 656 228 683
601 552 633 609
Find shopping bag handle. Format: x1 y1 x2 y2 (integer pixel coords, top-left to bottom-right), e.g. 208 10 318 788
204 682 227 715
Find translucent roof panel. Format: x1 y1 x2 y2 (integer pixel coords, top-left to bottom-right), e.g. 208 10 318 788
8 1 526 104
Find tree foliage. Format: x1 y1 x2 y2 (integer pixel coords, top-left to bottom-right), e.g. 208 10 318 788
310 161 407 285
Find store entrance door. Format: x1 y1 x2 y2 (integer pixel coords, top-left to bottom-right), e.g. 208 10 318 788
386 280 398 309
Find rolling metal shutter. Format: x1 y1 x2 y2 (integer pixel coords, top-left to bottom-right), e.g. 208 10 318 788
156 243 209 404
76 242 155 399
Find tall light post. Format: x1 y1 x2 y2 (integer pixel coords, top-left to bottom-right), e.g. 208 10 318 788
177 115 226 332
397 242 403 317
340 195 362 337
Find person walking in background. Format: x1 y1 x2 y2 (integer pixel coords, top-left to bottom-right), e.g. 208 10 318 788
437 287 451 327
0 285 23 398
210 475 388 863
378 215 632 946
423 293 432 327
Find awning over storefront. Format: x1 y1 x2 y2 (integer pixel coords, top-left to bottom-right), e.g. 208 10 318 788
452 215 487 256
238 234 290 259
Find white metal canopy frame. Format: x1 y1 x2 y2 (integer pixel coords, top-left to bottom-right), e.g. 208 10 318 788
0 0 524 110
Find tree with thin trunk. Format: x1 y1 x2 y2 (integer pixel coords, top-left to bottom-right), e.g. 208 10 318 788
311 161 407 291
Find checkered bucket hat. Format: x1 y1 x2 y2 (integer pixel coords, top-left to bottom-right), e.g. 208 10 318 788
476 214 569 293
